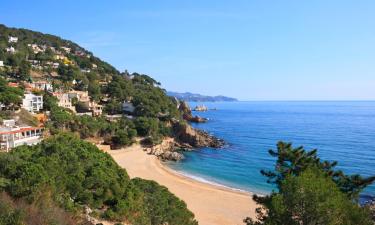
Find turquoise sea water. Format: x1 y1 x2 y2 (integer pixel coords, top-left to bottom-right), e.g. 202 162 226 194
167 101 375 196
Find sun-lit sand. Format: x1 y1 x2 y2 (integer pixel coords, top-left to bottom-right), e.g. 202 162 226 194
106 144 257 225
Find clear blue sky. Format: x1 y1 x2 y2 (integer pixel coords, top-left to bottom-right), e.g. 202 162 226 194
1 0 374 100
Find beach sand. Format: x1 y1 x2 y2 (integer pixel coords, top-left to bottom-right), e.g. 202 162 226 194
107 144 257 225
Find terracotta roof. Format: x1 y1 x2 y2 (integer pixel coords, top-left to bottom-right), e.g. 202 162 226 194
0 127 43 135
7 82 19 87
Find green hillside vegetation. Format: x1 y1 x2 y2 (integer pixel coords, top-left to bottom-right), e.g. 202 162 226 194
0 133 197 225
0 24 181 145
244 142 375 225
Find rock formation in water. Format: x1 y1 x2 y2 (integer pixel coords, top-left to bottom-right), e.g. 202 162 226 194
178 101 208 123
172 121 224 148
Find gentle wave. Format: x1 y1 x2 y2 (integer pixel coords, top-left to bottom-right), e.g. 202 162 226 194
166 164 255 194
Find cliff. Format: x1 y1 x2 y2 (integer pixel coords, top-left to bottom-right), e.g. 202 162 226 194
178 101 208 123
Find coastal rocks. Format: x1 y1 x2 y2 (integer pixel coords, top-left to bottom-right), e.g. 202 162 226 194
178 101 207 123
172 121 224 148
144 138 185 161
193 105 208 112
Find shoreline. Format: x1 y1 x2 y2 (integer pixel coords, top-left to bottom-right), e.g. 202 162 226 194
105 143 257 225
161 161 253 195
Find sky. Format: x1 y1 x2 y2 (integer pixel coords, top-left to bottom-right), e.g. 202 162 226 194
1 0 374 100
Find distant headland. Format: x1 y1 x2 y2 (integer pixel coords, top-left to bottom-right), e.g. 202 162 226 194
167 91 238 102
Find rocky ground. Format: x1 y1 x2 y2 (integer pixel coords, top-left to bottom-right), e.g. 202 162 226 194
144 121 225 161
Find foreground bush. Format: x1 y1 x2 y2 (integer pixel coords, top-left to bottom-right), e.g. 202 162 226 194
0 133 196 225
245 142 374 225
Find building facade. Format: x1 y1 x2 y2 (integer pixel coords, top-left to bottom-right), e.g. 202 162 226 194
0 122 43 152
22 93 43 113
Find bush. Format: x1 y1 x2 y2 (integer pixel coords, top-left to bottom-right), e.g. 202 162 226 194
0 133 197 224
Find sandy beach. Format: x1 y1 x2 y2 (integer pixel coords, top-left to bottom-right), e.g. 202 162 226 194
106 144 257 225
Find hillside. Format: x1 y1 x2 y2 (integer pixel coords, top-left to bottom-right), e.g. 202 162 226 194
0 24 212 224
167 91 238 102
0 24 182 145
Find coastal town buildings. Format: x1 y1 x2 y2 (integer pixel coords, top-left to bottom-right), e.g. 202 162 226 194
0 61 3 67
30 80 53 92
8 36 18 43
22 93 43 113
52 91 102 116
27 44 45 54
6 46 16 53
0 120 43 152
61 46 71 53
68 90 90 103
88 101 103 116
52 92 75 111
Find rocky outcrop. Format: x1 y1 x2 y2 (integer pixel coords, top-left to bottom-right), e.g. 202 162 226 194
178 101 207 123
172 121 224 148
193 105 208 112
143 122 225 161
144 138 185 161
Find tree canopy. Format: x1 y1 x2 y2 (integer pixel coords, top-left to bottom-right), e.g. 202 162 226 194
0 133 197 225
245 142 375 225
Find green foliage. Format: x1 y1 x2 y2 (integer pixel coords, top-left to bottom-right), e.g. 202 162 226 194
0 77 24 110
134 117 168 145
260 142 375 199
245 167 373 225
42 92 58 111
133 178 198 225
106 74 134 100
134 117 159 137
0 133 197 224
111 129 136 149
245 142 375 225
104 99 123 115
57 65 81 82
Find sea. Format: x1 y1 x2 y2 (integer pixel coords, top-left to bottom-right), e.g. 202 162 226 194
167 101 375 200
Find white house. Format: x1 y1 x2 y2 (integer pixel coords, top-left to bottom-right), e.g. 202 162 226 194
0 121 43 152
61 46 71 53
0 61 3 67
52 62 60 69
8 36 18 43
22 93 43 113
30 81 53 92
6 47 16 53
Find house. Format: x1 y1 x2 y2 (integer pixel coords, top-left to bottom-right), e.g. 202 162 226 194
68 90 90 103
81 69 91 73
122 101 135 114
6 46 16 53
30 81 53 92
7 82 19 88
27 44 44 54
0 120 43 152
52 92 75 111
92 64 97 69
0 61 3 67
61 46 71 53
8 36 18 43
22 93 43 113
88 101 103 116
52 62 59 69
